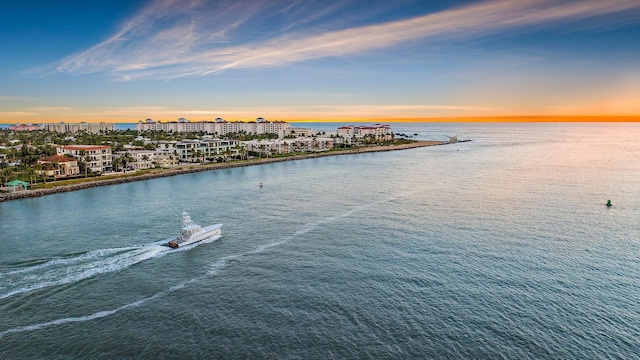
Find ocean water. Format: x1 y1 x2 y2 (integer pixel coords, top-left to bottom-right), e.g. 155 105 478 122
1 123 638 359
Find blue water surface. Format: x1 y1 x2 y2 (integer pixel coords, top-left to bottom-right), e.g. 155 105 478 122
1 123 639 359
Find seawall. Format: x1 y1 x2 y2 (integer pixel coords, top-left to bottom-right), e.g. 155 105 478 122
0 140 462 203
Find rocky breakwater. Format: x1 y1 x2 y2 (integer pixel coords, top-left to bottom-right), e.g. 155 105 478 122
0 140 452 203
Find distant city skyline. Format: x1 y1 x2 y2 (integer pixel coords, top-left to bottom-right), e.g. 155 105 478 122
1 0 640 123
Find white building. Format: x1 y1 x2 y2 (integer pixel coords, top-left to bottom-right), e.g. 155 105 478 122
337 124 392 144
173 138 241 162
56 145 112 173
288 128 317 137
137 118 291 138
115 150 156 170
153 154 179 168
46 122 114 134
244 137 334 156
156 141 178 156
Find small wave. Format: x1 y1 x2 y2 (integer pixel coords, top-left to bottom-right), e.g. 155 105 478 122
0 279 192 339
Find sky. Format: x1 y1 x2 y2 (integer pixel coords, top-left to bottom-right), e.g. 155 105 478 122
1 0 640 123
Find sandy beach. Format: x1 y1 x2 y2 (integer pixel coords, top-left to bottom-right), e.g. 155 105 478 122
0 140 454 202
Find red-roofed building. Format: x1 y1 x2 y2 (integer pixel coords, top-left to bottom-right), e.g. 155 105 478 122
37 154 80 179
56 145 112 174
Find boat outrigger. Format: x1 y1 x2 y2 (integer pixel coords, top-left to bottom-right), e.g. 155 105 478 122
167 211 223 249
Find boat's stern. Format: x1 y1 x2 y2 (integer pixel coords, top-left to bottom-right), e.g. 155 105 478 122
167 240 179 249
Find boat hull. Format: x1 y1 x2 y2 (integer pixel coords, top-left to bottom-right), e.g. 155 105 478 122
168 224 223 248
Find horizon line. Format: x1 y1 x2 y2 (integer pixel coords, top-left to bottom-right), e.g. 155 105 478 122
3 116 640 125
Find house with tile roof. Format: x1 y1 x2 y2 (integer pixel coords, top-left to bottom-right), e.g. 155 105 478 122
56 145 112 174
37 154 80 179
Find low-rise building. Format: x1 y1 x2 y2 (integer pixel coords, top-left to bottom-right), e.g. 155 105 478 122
153 154 179 168
114 150 156 170
288 128 316 137
337 124 392 144
56 145 112 174
173 138 241 162
244 137 334 156
36 154 80 179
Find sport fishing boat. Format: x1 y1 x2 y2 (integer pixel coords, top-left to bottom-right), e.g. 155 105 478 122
167 211 223 249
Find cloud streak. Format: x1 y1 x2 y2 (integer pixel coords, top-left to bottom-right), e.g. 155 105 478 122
48 0 640 80
0 96 23 101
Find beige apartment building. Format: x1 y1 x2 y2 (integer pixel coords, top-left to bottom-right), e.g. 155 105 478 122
56 145 112 174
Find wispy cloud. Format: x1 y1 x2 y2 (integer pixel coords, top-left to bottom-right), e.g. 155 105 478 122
27 107 73 112
0 112 34 117
45 0 640 80
101 107 236 117
0 96 23 101
260 92 354 97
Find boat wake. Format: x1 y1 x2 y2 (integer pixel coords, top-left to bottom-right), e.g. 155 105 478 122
0 244 167 301
0 195 406 338
0 236 220 301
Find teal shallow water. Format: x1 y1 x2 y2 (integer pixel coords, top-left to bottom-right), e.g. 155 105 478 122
1 123 639 358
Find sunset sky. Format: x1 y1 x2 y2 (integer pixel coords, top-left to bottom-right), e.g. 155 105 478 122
1 0 640 123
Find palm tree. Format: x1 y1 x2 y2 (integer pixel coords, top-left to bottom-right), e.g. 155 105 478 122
0 167 14 188
141 154 150 168
112 156 122 172
121 152 134 173
33 163 45 183
79 149 88 178
233 144 243 160
51 161 59 180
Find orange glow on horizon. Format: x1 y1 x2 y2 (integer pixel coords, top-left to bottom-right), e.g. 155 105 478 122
2 115 639 124
269 116 640 123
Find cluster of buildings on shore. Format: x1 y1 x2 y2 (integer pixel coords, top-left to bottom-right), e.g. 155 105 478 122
3 119 394 181
137 117 291 138
9 122 115 134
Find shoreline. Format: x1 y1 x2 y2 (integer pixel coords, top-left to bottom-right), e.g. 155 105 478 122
0 140 463 203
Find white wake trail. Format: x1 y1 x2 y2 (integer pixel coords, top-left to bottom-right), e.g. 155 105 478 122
0 244 170 300
1 195 408 337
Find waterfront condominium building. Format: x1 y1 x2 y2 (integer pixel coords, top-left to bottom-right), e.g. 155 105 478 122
46 122 114 134
173 138 241 162
56 145 112 174
337 124 393 143
114 150 156 170
137 117 292 138
243 137 334 155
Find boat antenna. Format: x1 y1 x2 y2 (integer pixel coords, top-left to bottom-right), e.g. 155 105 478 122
165 203 184 221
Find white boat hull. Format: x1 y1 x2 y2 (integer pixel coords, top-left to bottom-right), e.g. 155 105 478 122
168 224 223 248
